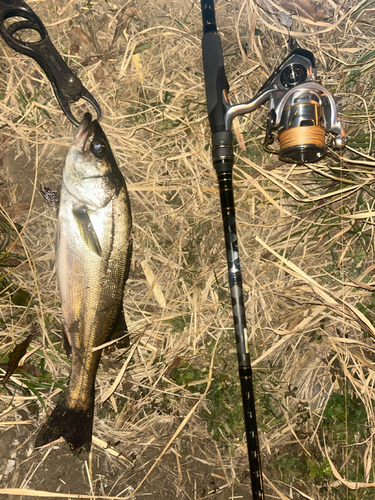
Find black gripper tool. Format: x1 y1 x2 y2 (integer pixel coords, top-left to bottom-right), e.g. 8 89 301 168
0 0 101 126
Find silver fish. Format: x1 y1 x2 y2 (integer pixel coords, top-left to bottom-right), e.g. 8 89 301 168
35 113 132 450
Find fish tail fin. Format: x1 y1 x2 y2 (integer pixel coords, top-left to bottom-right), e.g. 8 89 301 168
35 393 94 451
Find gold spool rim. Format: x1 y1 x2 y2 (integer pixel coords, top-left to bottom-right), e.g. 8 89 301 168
282 102 321 112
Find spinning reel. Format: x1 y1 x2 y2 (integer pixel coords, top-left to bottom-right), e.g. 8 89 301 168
224 48 346 164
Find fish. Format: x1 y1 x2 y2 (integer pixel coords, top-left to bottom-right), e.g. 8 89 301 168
35 112 132 450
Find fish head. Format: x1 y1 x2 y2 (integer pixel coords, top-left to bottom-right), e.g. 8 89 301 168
64 113 123 209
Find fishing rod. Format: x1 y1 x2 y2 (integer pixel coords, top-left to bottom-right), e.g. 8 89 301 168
200 1 346 497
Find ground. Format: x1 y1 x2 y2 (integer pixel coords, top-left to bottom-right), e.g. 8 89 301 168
1 0 375 499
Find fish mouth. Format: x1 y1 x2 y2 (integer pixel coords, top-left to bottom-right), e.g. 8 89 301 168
74 112 106 154
74 112 96 152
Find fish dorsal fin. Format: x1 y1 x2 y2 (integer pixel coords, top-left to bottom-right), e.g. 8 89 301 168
105 307 129 353
72 205 102 257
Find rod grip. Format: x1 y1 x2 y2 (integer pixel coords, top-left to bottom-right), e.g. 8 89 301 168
202 32 229 132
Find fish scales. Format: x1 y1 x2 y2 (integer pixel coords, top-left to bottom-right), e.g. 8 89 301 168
35 113 132 450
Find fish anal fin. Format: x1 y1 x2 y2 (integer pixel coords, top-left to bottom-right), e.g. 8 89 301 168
35 392 94 451
72 205 102 257
105 308 129 353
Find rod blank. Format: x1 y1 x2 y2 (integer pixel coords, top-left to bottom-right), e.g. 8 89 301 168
201 1 265 497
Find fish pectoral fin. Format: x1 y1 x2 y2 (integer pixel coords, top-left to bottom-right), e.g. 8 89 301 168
72 205 102 257
105 308 129 353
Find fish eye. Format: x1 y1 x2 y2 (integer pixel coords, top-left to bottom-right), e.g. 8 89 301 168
91 139 106 156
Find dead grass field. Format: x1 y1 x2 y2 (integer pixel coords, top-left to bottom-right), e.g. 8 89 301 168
1 0 375 498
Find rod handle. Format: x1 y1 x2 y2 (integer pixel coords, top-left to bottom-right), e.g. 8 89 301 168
202 31 229 133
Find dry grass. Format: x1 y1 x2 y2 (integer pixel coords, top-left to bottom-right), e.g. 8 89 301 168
1 0 375 498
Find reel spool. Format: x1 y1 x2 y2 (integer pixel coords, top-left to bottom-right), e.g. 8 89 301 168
277 91 326 163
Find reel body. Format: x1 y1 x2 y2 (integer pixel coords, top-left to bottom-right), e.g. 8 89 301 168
224 49 346 164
